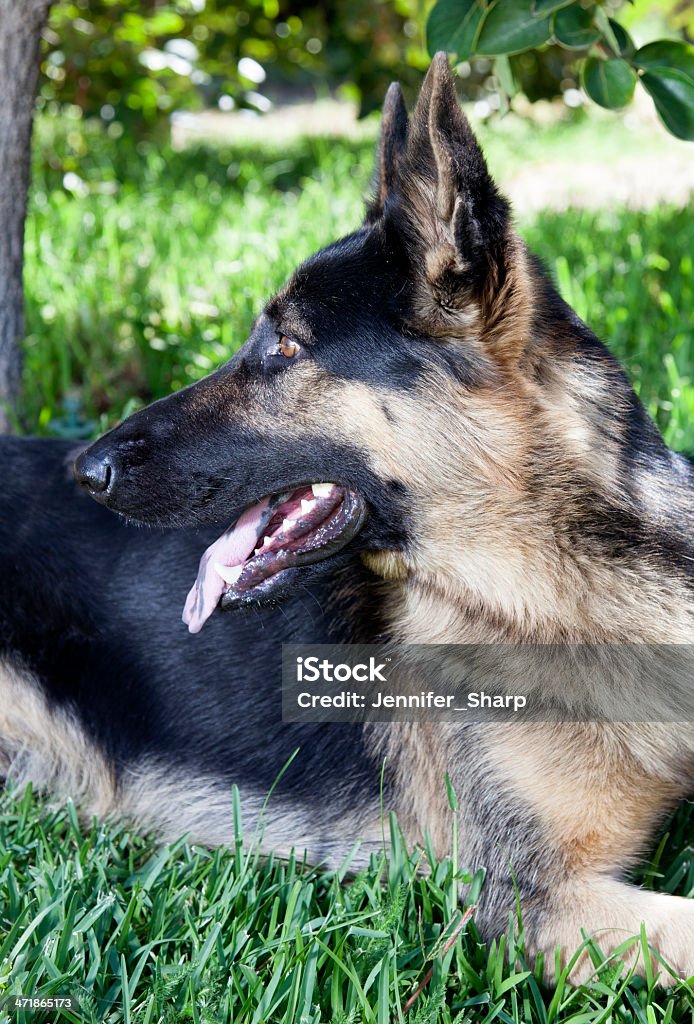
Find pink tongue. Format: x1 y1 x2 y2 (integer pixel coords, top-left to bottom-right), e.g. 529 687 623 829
182 497 270 634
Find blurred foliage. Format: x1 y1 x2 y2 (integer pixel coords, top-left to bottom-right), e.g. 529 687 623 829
40 0 431 129
427 0 694 138
40 0 694 139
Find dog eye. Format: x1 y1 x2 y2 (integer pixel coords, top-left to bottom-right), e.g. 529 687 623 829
278 334 301 358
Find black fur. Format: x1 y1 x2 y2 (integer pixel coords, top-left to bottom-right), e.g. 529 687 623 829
0 436 386 806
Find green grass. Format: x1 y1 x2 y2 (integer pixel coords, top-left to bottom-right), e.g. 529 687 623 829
524 207 693 453
1 785 694 1023
3 115 693 1021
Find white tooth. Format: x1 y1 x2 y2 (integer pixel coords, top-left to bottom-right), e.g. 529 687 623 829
254 535 273 555
282 518 293 532
301 498 317 516
312 483 334 498
214 563 244 585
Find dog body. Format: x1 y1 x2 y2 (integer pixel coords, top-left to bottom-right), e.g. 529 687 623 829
2 55 693 982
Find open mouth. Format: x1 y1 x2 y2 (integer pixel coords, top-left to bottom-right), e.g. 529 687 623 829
183 483 365 633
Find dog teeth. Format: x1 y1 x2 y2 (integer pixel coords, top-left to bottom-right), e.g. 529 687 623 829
282 518 294 532
254 535 274 556
312 483 334 498
214 563 243 585
301 498 317 516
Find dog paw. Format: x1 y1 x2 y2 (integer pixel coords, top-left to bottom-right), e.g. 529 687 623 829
532 883 694 988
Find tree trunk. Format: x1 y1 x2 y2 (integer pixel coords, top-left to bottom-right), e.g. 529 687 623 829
0 0 52 432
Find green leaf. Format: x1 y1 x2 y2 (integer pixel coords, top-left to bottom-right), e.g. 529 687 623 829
476 0 553 57
634 40 694 81
641 67 694 141
605 19 635 58
554 6 600 50
532 0 573 12
426 0 487 61
582 56 636 109
495 53 518 100
593 6 621 55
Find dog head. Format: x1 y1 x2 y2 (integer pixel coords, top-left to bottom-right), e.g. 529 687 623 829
75 54 610 633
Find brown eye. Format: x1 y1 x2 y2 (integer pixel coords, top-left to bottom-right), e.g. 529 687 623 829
279 334 301 358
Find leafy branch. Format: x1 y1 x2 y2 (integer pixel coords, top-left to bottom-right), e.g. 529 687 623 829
426 0 694 139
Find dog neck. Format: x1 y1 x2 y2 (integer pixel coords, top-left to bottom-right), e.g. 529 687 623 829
385 538 693 644
365 382 693 645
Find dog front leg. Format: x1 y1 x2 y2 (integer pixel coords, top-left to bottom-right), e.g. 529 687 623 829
377 720 694 982
472 723 694 984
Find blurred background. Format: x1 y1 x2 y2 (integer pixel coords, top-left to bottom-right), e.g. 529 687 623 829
38 0 693 122
23 0 693 451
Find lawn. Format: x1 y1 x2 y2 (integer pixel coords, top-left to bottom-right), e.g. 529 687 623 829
2 786 694 1023
1 112 693 1023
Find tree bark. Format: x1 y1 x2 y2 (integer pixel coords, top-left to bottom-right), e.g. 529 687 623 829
0 0 52 432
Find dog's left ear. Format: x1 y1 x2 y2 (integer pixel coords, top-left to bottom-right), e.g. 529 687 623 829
395 53 511 315
365 81 409 223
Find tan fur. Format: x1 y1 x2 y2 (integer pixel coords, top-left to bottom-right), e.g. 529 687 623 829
349 329 694 982
221 172 694 981
535 878 694 983
222 331 694 653
0 660 118 814
490 724 686 871
278 57 693 979
122 762 385 869
161 59 694 983
482 239 535 365
367 722 453 855
276 362 691 647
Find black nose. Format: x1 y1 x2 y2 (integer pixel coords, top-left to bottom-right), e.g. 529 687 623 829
74 450 114 498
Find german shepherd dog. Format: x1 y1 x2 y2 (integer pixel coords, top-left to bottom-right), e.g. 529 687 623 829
1 54 693 984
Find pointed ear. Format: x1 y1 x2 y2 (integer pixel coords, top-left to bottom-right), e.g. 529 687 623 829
365 82 409 224
397 54 511 308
